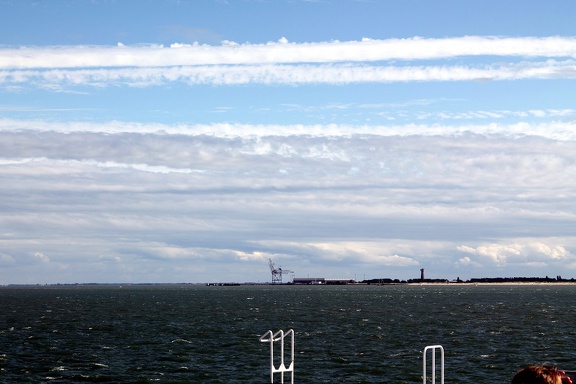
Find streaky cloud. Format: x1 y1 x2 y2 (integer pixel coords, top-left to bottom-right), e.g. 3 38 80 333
2 60 576 88
1 36 576 69
1 118 575 141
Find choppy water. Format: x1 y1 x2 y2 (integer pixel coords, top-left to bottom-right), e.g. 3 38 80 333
1 284 576 383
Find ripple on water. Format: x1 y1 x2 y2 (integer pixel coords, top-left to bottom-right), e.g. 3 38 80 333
2 284 576 383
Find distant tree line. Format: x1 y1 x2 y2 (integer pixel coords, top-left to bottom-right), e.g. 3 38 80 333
362 278 449 284
363 278 403 284
468 276 575 283
362 276 575 284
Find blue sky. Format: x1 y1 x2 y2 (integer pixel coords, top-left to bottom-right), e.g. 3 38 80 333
1 0 576 284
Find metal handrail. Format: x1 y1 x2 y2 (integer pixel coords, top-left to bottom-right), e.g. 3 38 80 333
259 329 294 384
423 345 444 384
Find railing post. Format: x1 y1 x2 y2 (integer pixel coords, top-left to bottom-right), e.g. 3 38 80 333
259 329 294 384
423 345 444 384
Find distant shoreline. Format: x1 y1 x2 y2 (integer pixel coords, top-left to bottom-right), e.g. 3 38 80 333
3 280 576 287
406 281 576 286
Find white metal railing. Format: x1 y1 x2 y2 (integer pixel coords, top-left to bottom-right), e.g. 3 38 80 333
259 329 295 384
423 345 444 384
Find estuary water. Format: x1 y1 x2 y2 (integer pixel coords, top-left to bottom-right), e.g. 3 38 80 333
1 284 576 383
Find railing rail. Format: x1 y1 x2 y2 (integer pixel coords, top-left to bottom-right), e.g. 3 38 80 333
423 345 444 384
259 329 294 384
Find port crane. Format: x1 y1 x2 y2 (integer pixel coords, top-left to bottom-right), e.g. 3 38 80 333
268 258 293 284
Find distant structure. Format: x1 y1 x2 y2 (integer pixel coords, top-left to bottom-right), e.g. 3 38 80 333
293 277 354 285
420 268 425 281
268 258 293 284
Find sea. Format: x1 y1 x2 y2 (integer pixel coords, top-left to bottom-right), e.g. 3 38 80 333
1 283 576 383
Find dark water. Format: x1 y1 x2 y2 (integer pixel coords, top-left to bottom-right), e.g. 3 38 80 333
1 284 576 383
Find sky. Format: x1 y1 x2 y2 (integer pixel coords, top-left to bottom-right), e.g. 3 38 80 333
1 0 576 284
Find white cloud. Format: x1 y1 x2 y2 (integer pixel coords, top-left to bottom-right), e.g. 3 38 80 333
457 256 481 267
33 252 50 263
2 0 576 286
233 250 285 262
2 60 576 88
2 119 576 141
457 241 574 267
414 109 576 121
1 37 576 69
251 240 452 267
1 37 576 89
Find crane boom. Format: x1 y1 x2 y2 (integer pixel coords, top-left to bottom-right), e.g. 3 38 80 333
268 258 293 284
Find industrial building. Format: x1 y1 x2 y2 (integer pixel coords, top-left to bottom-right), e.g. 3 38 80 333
267 258 354 285
292 277 354 285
